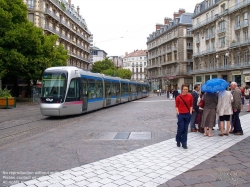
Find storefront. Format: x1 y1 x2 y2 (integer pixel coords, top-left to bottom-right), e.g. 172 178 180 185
231 71 242 87
243 69 250 86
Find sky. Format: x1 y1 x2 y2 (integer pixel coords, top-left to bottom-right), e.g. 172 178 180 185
74 0 200 57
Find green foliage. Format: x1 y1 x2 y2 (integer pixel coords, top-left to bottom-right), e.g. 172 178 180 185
117 68 132 79
92 58 115 73
0 87 12 98
0 0 68 81
61 3 66 11
101 69 115 76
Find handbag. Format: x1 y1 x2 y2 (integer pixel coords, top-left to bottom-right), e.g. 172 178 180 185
198 98 205 108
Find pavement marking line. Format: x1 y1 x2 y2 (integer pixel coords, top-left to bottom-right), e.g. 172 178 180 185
11 114 250 187
133 100 174 102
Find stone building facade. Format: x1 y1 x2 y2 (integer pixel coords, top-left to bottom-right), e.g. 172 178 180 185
146 9 193 91
122 50 147 81
192 0 250 86
23 0 91 70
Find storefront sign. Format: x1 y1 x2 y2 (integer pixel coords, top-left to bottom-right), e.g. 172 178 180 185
245 76 250 82
231 71 241 75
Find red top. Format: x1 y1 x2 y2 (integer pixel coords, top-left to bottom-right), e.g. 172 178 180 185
175 93 193 113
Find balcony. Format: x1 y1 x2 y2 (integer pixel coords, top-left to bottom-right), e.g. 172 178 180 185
230 39 250 48
50 0 90 34
44 25 59 35
234 24 241 30
187 46 193 50
241 21 249 28
189 62 250 74
44 9 59 21
218 28 226 34
228 0 250 14
192 16 216 31
205 35 210 40
193 52 201 57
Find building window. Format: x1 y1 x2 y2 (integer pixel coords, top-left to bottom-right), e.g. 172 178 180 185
237 52 241 64
144 62 146 66
244 30 248 40
212 57 216 69
236 15 241 27
206 42 210 51
211 26 215 35
236 32 241 42
219 37 225 47
206 13 209 20
244 51 249 63
221 4 226 12
211 10 214 18
219 21 226 32
223 55 228 67
28 13 34 23
28 0 34 9
211 40 215 50
196 76 202 83
140 68 142 73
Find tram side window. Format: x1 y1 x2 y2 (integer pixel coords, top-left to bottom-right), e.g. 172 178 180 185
88 79 96 99
95 80 103 98
105 82 111 97
66 79 80 102
110 82 116 97
122 83 128 95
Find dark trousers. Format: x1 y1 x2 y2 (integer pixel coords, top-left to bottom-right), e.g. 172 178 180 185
176 113 191 145
232 109 243 133
190 110 198 130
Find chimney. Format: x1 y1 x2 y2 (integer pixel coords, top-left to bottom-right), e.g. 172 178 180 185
125 52 128 56
68 0 71 7
164 17 171 24
173 12 179 19
156 23 162 31
77 6 80 16
179 8 185 15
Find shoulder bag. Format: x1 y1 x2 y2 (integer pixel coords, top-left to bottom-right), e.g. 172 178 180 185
179 95 190 112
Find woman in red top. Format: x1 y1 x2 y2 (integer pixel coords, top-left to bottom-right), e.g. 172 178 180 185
175 84 193 149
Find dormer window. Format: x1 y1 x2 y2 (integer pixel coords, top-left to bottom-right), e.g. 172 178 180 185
221 3 226 12
196 5 200 14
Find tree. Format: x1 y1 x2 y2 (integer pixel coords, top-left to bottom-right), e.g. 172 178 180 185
92 58 115 73
116 69 132 79
101 69 115 76
0 0 68 95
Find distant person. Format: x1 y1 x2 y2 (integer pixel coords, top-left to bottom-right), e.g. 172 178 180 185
173 89 179 100
175 84 193 149
166 90 170 98
189 84 200 132
159 88 162 96
230 82 243 135
217 89 233 136
201 92 218 137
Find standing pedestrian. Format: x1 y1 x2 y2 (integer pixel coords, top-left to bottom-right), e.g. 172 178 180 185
230 82 243 135
175 84 193 149
245 85 250 112
166 90 170 98
201 92 218 137
217 89 233 136
189 84 200 132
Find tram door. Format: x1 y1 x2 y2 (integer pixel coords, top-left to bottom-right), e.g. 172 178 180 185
105 82 111 106
82 78 88 112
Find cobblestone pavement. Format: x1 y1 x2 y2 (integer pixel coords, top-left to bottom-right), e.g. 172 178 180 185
0 95 249 187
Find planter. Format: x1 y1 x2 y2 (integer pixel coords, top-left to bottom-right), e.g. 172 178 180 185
0 97 16 109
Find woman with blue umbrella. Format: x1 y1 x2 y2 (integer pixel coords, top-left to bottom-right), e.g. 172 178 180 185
201 78 229 136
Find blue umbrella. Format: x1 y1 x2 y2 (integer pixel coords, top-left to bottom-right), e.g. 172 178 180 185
201 78 229 93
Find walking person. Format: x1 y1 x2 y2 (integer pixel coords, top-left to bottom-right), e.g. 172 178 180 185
230 82 243 135
197 92 205 133
166 90 170 98
175 84 193 149
201 92 218 137
169 89 173 100
217 89 233 136
245 85 250 112
189 84 200 132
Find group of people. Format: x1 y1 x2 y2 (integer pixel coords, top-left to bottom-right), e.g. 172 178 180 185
166 88 181 100
175 82 248 149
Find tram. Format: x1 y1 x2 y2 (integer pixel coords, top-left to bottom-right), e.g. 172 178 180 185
40 66 149 116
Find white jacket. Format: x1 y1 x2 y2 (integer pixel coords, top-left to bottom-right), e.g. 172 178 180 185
217 90 233 116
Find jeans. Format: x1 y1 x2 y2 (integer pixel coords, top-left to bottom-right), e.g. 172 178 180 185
190 110 198 130
176 113 191 145
232 109 243 133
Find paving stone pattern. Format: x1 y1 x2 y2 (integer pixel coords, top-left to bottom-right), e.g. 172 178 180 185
11 114 250 187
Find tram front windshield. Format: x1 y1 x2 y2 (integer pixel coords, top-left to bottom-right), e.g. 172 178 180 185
41 71 67 103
